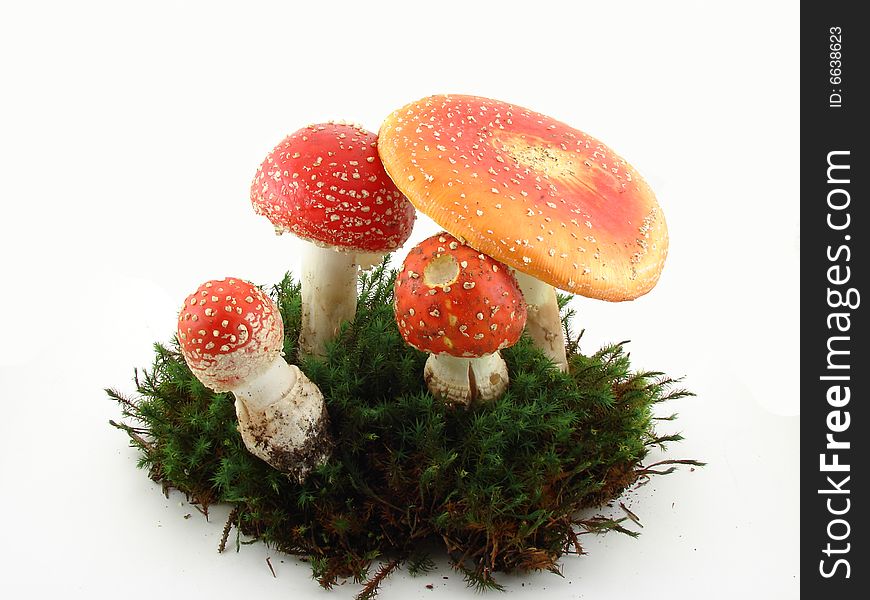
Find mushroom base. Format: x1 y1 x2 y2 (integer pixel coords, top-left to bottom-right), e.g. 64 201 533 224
234 359 332 482
423 352 508 406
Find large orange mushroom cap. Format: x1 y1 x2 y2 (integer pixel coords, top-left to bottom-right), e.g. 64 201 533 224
378 94 668 301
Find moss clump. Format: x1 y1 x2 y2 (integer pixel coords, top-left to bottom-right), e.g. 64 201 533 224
108 261 699 598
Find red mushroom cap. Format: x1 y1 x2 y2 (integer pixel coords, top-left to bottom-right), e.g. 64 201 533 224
177 278 284 392
394 232 526 357
251 122 416 252
378 94 668 300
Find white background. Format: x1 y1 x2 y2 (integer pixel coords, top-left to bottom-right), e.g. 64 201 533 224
0 1 799 598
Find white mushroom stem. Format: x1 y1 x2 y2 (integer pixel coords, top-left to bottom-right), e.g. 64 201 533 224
513 271 568 372
232 356 332 482
423 352 509 406
300 243 359 359
356 251 388 271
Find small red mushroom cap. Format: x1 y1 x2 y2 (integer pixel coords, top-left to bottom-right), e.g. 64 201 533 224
251 122 416 253
378 94 668 300
394 233 527 357
177 278 284 392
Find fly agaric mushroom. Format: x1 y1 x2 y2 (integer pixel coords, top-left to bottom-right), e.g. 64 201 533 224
251 122 416 359
378 95 668 372
394 232 526 406
177 277 331 482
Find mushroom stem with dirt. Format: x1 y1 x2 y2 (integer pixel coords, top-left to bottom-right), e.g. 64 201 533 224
177 277 332 482
251 122 416 359
394 233 526 406
378 94 668 372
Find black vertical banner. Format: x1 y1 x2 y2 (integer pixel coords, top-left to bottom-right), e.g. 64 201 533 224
802 3 867 596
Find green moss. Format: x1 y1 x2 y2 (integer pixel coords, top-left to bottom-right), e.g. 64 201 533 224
108 261 700 597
